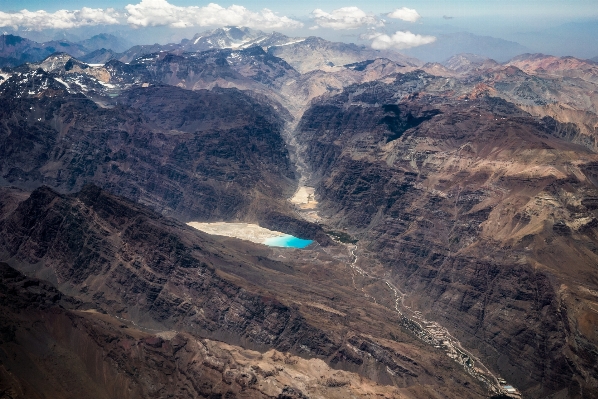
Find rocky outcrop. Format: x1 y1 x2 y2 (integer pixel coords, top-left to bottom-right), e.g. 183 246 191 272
0 185 486 397
1 262 436 399
0 79 330 237
0 185 315 348
296 76 598 397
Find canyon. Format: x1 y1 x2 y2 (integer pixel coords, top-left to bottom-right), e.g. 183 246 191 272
1 26 598 398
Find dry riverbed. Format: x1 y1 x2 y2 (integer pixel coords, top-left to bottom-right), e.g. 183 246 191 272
187 222 290 244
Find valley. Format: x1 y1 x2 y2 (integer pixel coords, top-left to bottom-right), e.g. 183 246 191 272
286 131 517 397
0 25 598 399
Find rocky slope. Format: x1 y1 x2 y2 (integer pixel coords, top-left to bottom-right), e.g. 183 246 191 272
0 71 292 209
0 261 463 399
443 54 501 75
268 36 421 74
3 29 598 399
76 27 420 75
295 74 598 397
422 53 598 153
506 53 598 84
0 69 337 243
0 185 487 398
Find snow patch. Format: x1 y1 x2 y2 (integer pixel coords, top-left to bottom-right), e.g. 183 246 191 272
274 39 306 47
53 77 70 88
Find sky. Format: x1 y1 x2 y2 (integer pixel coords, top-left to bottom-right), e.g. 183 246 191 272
1 0 597 59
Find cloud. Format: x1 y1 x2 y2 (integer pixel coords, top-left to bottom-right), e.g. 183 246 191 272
0 7 121 30
0 1 303 31
365 31 436 50
311 7 382 30
387 7 421 23
125 0 303 29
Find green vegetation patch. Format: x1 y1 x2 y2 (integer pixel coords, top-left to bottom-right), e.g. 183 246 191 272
326 230 358 244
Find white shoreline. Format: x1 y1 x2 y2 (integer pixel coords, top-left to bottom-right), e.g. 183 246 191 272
187 222 289 244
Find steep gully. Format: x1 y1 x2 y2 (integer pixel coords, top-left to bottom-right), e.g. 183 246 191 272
283 119 514 398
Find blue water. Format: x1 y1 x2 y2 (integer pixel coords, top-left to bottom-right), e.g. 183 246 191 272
264 235 314 248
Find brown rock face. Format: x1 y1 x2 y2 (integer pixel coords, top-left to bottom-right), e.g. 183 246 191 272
0 262 429 399
0 185 487 398
1 185 316 347
4 35 598 399
296 74 598 398
0 77 337 244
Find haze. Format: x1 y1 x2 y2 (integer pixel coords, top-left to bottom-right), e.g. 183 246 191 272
1 0 597 61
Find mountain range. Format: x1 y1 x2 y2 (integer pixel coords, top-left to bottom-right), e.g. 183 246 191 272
1 26 598 399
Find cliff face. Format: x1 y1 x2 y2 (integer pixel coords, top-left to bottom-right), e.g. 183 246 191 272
0 81 297 222
0 185 312 346
0 185 487 398
0 261 451 399
296 75 598 397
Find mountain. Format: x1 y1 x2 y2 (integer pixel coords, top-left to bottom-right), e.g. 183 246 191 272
114 42 183 64
0 184 486 398
2 29 598 399
181 26 303 53
0 34 88 68
592 56 598 63
77 33 133 53
294 73 598 396
268 36 421 73
3 48 401 118
176 26 420 75
79 48 118 64
442 53 501 75
403 32 530 63
506 53 598 84
0 33 131 68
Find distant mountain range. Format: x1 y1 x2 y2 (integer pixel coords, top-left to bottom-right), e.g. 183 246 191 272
3 27 584 75
0 34 88 67
81 27 422 73
0 33 131 68
0 27 417 72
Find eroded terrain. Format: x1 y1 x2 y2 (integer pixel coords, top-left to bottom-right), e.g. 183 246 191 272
2 27 598 399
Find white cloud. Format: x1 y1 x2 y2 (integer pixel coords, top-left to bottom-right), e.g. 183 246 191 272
365 31 436 50
125 0 303 29
0 1 303 31
0 7 121 30
387 7 421 23
311 7 382 30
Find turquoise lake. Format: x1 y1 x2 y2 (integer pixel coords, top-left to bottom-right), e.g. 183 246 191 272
263 235 314 248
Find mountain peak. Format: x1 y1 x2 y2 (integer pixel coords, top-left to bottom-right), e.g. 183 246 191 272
0 34 28 46
0 68 71 98
443 53 500 73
